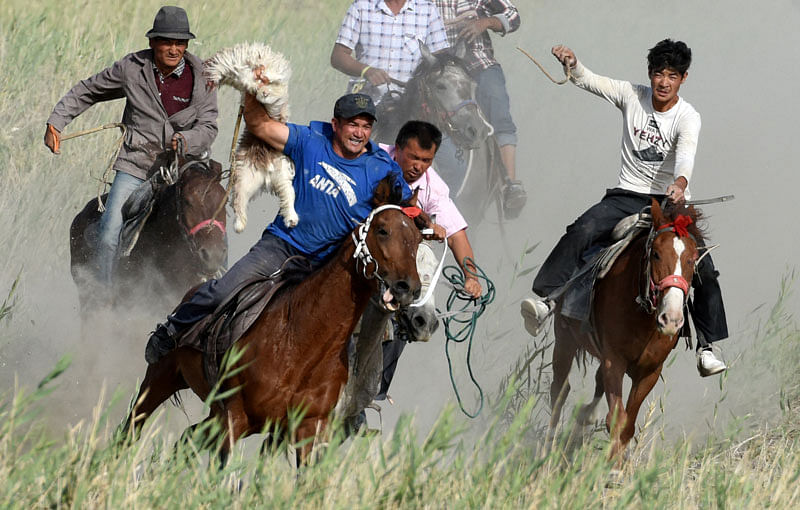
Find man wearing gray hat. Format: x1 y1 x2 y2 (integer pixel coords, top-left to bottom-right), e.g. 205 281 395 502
44 6 218 298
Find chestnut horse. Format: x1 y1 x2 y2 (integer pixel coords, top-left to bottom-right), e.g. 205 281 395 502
549 199 703 459
70 159 227 315
120 179 423 463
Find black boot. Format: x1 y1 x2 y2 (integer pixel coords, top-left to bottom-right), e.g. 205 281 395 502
144 322 178 364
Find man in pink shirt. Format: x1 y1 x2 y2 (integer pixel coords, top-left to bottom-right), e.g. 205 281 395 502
382 121 482 298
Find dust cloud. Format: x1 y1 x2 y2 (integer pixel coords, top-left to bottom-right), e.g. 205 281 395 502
2 0 798 446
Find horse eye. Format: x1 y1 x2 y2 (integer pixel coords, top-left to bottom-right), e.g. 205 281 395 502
437 83 447 90
652 252 661 261
377 227 389 237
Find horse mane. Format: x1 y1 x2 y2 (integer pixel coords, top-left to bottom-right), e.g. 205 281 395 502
402 52 469 111
660 202 707 244
411 51 468 80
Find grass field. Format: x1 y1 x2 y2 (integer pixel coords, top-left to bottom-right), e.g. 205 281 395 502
2 0 800 507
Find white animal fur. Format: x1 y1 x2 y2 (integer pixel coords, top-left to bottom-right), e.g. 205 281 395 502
204 42 298 232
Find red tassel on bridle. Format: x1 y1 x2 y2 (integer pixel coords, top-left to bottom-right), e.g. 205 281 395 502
657 215 693 238
402 206 422 218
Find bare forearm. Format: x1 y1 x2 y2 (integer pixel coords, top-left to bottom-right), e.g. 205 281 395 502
331 43 367 77
448 230 477 277
243 93 288 152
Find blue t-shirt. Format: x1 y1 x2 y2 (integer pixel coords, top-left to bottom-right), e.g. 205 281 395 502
266 121 411 261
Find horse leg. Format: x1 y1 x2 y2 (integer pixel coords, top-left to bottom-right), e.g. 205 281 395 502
620 367 663 449
548 332 577 440
576 365 604 427
118 355 187 443
600 356 627 460
216 399 251 468
294 418 326 466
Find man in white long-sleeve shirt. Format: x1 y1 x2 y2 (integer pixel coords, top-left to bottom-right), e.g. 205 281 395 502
520 39 728 377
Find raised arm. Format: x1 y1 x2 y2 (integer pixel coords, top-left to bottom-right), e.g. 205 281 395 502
242 93 289 152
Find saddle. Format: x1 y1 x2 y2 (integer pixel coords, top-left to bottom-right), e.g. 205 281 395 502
559 212 652 325
177 255 313 385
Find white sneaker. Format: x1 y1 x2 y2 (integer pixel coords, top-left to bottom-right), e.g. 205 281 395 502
520 298 552 337
697 348 727 377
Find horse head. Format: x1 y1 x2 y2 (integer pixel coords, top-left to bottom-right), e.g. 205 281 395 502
408 44 492 149
175 162 228 277
397 241 440 341
647 199 701 336
355 177 425 311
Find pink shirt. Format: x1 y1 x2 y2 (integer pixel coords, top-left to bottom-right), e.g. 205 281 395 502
382 144 468 238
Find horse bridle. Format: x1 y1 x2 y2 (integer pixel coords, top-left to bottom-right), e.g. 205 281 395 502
351 204 404 286
173 161 226 264
414 64 493 142
636 214 695 313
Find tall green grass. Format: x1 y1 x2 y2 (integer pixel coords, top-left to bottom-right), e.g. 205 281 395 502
1 279 800 508
4 2 800 507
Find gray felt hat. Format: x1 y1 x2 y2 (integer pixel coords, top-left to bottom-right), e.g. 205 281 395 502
146 6 195 40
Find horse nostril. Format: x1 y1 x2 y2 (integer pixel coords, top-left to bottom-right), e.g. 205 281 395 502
394 280 410 295
412 287 421 300
413 315 426 330
658 313 668 327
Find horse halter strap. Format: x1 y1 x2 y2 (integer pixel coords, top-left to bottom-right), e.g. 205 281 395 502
638 215 694 313
187 218 225 236
351 204 406 282
416 68 490 138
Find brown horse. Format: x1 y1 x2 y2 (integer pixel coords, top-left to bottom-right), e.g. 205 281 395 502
549 199 703 459
120 179 423 463
70 158 227 315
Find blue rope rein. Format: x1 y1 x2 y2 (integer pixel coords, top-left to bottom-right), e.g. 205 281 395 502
438 257 495 418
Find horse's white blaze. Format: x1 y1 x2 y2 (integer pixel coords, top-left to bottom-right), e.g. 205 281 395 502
659 237 686 333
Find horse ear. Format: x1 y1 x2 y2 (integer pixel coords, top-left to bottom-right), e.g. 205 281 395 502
650 198 665 227
372 177 392 207
413 207 433 231
418 40 437 67
407 188 419 208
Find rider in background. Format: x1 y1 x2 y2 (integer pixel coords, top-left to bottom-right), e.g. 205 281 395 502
433 0 526 219
330 0 449 103
520 40 728 377
43 6 218 299
378 120 482 400
145 93 412 364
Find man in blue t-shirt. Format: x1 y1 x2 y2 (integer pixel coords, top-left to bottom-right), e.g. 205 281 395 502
145 93 411 364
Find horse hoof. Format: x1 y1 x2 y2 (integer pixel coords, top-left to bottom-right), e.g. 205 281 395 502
234 218 246 233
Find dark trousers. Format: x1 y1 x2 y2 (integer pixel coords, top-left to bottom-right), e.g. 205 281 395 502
532 188 728 344
167 231 320 332
376 334 407 400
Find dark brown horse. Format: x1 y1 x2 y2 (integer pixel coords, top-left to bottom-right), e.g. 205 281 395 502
70 159 227 315
549 199 703 459
121 179 423 462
